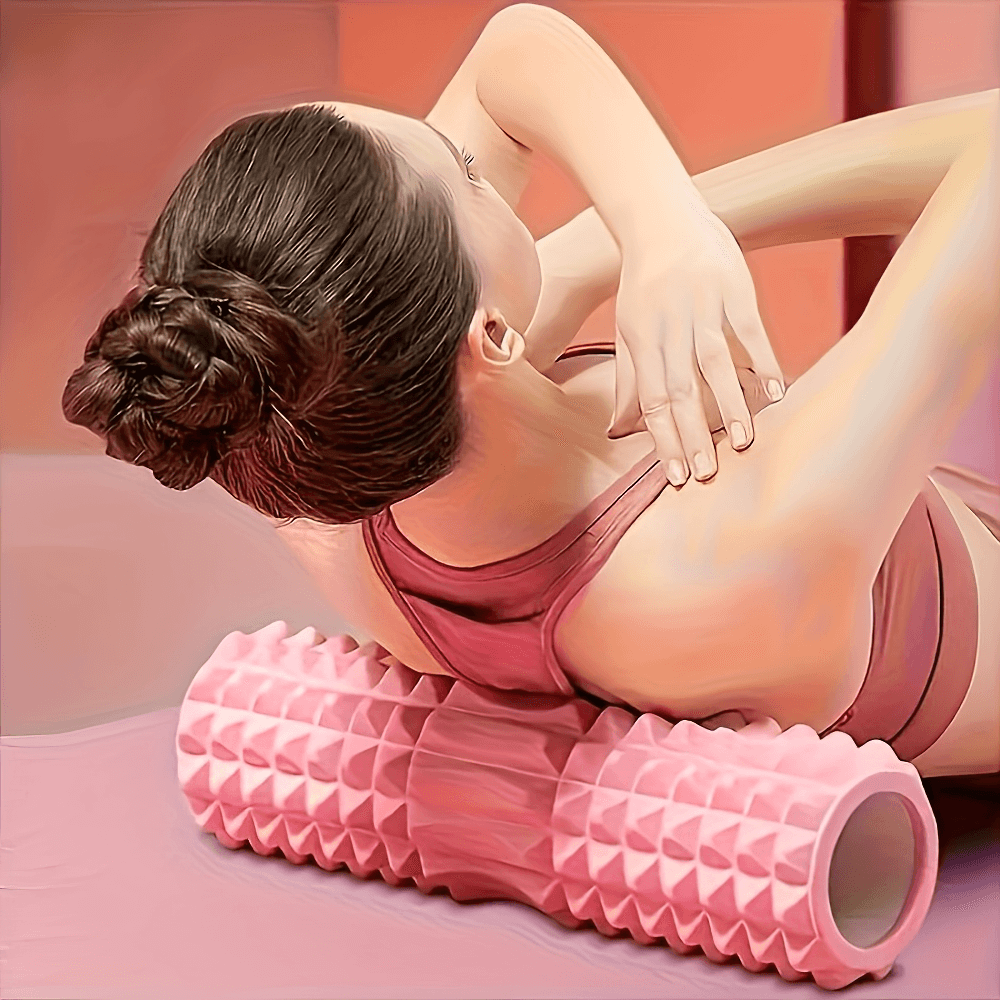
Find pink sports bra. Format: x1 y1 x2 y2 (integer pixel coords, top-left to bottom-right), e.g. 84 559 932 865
363 344 986 762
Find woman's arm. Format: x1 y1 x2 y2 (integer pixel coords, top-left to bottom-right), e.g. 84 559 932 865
429 4 702 250
523 90 998 372
754 90 998 581
702 89 996 248
522 207 621 368
428 4 786 477
470 4 702 248
558 95 998 726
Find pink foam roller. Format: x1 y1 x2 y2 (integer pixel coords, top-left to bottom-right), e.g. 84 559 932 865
177 623 938 990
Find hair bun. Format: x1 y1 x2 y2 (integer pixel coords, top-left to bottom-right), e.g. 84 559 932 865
64 270 301 490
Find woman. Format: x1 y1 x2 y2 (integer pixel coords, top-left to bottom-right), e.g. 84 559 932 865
63 5 999 779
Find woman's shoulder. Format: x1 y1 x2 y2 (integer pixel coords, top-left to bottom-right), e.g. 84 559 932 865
551 439 876 729
272 516 451 676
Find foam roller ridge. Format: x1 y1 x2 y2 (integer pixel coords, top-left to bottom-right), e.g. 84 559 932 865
177 623 938 989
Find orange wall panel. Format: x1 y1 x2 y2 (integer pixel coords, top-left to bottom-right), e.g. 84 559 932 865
339 0 503 113
339 1 844 379
560 2 844 377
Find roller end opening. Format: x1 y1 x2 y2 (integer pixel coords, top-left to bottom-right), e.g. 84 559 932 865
828 791 921 949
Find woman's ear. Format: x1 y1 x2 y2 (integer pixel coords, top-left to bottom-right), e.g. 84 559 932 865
466 307 524 367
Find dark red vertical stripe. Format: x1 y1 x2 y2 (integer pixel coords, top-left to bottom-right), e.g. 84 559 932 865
844 0 897 333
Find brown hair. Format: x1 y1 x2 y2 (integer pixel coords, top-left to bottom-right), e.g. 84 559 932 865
63 104 481 523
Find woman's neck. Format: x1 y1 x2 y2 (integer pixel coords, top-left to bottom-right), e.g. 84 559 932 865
389 361 629 563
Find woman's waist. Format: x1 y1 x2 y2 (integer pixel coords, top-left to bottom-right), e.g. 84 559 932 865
814 476 983 758
909 475 999 774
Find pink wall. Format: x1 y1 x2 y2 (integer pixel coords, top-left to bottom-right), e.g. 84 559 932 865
0 0 846 737
3 3 992 469
3 2 996 733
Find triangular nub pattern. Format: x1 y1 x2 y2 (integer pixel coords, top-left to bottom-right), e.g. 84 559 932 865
545 698 925 987
178 622 926 990
177 624 434 888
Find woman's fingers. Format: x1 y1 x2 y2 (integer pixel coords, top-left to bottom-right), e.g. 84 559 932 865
724 283 785 402
614 273 779 483
694 290 754 451
660 315 718 480
735 366 776 418
628 333 690 486
607 327 643 437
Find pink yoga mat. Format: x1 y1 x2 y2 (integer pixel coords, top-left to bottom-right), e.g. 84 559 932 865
2 707 997 999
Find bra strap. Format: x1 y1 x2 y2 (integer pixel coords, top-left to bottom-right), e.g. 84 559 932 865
540 456 669 692
361 516 474 685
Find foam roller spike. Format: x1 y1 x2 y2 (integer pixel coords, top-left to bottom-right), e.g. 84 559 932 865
178 625 937 990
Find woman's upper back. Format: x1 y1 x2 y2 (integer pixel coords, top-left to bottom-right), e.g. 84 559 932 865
275 348 877 732
361 442 666 699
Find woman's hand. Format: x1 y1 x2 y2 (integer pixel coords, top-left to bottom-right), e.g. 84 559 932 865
611 351 783 445
612 196 785 485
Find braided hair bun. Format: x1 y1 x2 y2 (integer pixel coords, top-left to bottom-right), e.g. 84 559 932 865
63 269 311 490
63 105 480 524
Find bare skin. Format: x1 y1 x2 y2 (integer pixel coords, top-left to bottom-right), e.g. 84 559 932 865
272 20 998 777
546 356 1000 778
276 333 999 778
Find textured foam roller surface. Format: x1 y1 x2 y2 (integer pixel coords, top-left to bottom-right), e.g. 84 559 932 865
177 623 939 990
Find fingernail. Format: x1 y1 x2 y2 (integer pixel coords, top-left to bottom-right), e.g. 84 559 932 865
693 451 714 479
766 379 784 402
667 460 687 486
730 422 748 448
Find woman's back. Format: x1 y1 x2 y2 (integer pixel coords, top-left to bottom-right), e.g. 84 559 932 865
275 340 999 779
273 345 674 681
278 342 874 719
